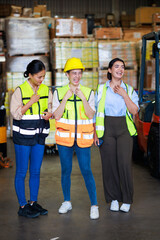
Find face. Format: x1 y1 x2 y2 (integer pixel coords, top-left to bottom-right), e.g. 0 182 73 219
66 69 82 87
108 61 125 80
29 69 46 87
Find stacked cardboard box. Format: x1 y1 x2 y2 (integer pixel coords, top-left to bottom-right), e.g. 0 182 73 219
123 27 152 41
93 27 123 39
135 7 160 25
55 19 87 37
152 13 160 32
98 41 137 69
33 4 51 18
51 38 98 69
144 59 160 90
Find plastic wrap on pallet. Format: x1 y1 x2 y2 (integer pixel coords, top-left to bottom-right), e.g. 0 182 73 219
5 17 49 56
0 18 5 31
6 71 52 90
6 55 49 72
51 38 98 69
54 71 98 91
0 39 3 51
99 69 137 89
98 41 137 69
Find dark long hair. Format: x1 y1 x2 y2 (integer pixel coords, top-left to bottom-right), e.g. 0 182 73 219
107 58 125 80
24 60 45 78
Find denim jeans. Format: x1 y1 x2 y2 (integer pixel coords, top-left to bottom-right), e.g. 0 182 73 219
14 144 45 206
57 142 98 206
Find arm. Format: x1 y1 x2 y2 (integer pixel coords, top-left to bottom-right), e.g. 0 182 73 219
42 89 53 120
93 123 99 146
53 89 73 120
75 88 95 119
113 85 138 115
21 93 40 115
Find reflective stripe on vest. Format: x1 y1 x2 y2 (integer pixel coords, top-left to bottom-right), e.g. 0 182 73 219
55 84 94 147
96 83 137 138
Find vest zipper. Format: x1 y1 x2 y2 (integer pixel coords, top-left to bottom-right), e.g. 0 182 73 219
74 94 77 141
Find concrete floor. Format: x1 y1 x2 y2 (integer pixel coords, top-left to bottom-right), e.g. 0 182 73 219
0 138 160 240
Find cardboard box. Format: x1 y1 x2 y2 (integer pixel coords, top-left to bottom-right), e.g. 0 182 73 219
33 4 47 18
135 7 160 25
94 27 123 39
10 5 22 17
123 28 152 41
33 6 41 18
152 13 160 23
144 60 152 88
153 25 160 31
120 15 135 28
22 8 32 17
56 18 87 37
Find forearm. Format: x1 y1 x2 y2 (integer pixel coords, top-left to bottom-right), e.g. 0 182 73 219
21 100 34 115
53 98 67 120
123 94 138 115
82 98 95 119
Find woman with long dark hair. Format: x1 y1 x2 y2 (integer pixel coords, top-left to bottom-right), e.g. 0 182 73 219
10 60 52 218
94 58 139 213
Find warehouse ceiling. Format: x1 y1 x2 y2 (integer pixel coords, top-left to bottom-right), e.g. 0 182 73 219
0 0 159 17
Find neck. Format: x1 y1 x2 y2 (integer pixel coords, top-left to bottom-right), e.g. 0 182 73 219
28 79 38 92
110 78 121 87
69 83 79 92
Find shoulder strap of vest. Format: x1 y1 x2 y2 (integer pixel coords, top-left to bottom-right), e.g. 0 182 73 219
97 84 107 103
80 84 92 101
124 83 133 99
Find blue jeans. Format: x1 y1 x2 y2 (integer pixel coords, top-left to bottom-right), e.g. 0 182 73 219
14 144 45 206
57 143 98 206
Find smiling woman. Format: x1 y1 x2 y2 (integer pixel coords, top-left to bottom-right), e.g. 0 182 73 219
52 57 99 220
10 60 53 218
94 57 139 213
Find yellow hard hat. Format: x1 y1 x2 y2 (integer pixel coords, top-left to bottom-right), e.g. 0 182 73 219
64 57 85 72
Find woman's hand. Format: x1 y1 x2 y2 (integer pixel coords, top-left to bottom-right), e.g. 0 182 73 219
42 112 53 120
30 93 40 104
94 131 99 147
64 89 73 101
113 85 127 98
75 88 85 100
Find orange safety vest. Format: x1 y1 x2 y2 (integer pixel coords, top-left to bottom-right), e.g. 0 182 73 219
55 84 94 147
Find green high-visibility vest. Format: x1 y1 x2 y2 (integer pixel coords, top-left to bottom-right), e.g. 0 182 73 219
96 83 137 138
20 81 49 115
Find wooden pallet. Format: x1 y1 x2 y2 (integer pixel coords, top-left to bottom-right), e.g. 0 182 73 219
7 52 49 57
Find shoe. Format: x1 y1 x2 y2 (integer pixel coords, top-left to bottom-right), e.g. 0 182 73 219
90 206 99 220
120 203 131 213
31 202 48 215
58 201 72 214
18 204 40 218
110 200 119 211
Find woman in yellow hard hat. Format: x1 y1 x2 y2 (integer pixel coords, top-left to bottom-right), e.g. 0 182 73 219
52 57 99 220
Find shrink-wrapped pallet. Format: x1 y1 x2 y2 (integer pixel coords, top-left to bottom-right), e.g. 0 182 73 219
99 69 137 89
54 71 98 91
6 55 49 72
5 17 49 56
51 38 98 69
6 72 52 90
98 41 137 69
